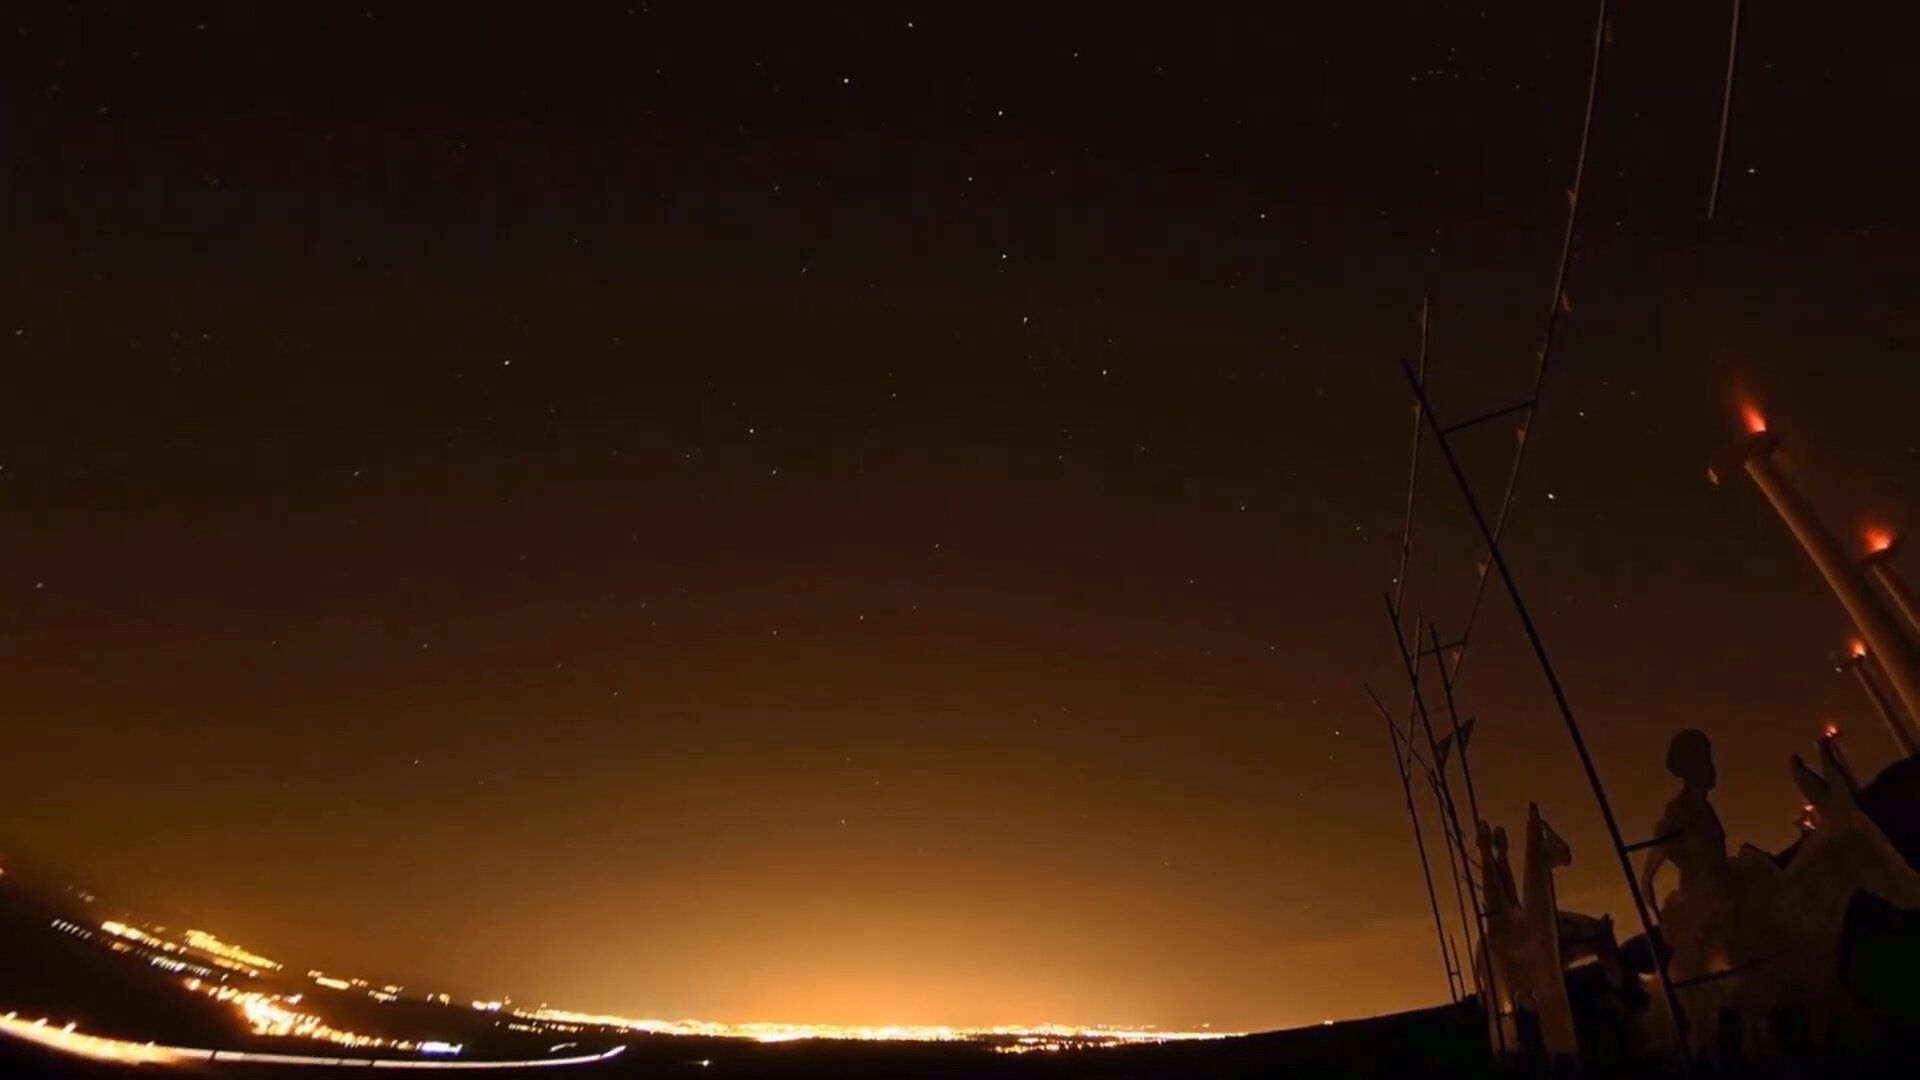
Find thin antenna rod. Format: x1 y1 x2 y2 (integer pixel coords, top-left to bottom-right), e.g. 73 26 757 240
1401 358 1693 1062
1368 684 1462 1003
1428 624 1486 855
1706 0 1744 221
1386 601 1486 1009
1427 621 1503 1055
1445 0 1610 692
1389 297 1432 640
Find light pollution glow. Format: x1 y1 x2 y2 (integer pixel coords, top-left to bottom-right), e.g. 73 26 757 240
510 1004 1234 1046
45 917 1234 1064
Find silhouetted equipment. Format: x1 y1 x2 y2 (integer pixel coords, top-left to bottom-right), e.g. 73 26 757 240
1382 604 1485 1013
1864 539 1920 642
1371 0 1920 1062
1368 683 1463 1005
1399 358 1694 1064
1838 642 1920 758
1730 426 1920 739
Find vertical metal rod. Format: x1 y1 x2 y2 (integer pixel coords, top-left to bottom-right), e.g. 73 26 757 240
1404 736 1467 999
1428 624 1486 847
1706 0 1743 221
1743 438 1920 727
1427 622 1503 1056
1390 298 1432 633
1371 685 1462 1003
1444 930 1466 1003
1385 601 1485 1009
1422 751 1476 989
1402 358 1693 1064
1440 0 1611 695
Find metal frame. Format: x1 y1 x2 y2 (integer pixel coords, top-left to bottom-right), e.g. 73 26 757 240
1370 682 1464 1003
1399 358 1694 1061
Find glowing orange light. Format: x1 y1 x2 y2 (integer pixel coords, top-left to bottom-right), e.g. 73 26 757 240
1850 639 1868 660
1822 722 1840 739
1739 401 1767 435
1864 526 1895 555
511 1007 1233 1046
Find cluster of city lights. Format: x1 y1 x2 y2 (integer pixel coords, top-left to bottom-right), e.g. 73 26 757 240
511 1006 1232 1047
28 908 1235 1067
0 1011 621 1071
996 1035 1143 1054
303 969 430 1007
83 921 220 978
183 929 281 973
97 920 274 977
183 978 431 1054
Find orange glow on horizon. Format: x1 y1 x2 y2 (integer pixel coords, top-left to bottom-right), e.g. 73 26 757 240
1739 400 1767 435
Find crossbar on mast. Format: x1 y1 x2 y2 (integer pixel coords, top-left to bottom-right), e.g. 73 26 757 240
1400 356 1693 1062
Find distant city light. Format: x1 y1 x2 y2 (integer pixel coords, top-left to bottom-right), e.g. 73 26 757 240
48 911 1234 1065
0 1010 625 1070
513 1005 1233 1047
183 929 281 973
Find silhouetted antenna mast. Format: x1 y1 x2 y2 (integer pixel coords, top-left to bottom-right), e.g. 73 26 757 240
1383 602 1486 1005
1440 0 1609 694
1424 620 1498 1052
1368 682 1463 1003
1400 358 1694 1064
1372 2 1703 1067
1389 297 1431 648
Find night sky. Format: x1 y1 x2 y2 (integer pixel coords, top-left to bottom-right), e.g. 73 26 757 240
5 2 1920 1032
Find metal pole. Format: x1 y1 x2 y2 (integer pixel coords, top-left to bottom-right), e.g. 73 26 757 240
1370 685 1462 1003
1390 298 1431 630
1427 621 1503 1054
1865 554 1920 643
1839 647 1920 758
1428 622 1497 1037
1384 601 1491 1027
1439 0 1610 696
1387 602 1481 958
1428 624 1487 846
1706 0 1743 222
1401 358 1693 1062
1422 750 1476 990
1741 435 1920 726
